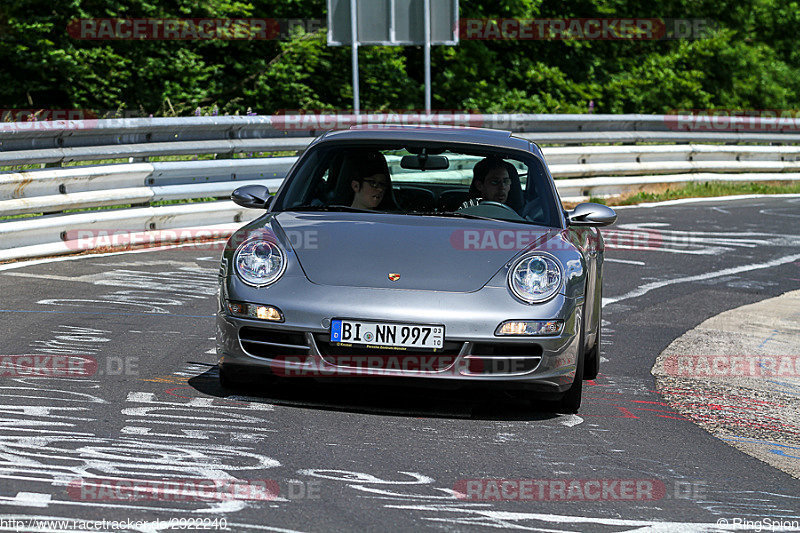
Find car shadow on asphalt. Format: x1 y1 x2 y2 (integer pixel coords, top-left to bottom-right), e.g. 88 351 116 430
186 366 562 421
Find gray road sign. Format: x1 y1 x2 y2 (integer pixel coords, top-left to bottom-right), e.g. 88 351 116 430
327 0 459 113
328 0 458 46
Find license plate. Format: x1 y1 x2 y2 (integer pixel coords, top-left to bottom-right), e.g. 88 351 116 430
330 320 444 350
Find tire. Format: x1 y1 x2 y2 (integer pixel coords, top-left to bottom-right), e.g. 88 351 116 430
583 311 600 381
583 337 600 381
523 308 586 414
556 309 586 414
219 363 249 390
220 363 278 391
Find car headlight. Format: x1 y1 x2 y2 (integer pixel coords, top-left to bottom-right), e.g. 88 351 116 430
507 253 562 303
234 239 286 287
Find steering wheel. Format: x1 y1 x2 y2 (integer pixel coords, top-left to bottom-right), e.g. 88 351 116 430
478 199 519 215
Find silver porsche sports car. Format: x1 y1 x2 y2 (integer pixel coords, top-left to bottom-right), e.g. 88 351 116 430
216 126 616 413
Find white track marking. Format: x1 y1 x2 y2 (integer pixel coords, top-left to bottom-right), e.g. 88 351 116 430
2 492 51 508
384 504 781 531
604 253 800 306
296 470 434 484
2 272 107 283
349 485 462 500
558 415 584 427
605 258 646 266
605 224 800 256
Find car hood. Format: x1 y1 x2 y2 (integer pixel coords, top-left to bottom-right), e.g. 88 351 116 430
272 212 560 292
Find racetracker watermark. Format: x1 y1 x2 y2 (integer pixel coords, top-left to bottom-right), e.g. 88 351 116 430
451 229 559 251
450 228 663 252
0 355 138 378
0 355 97 377
266 355 540 377
272 110 486 131
665 109 800 132
458 18 714 40
455 479 667 501
68 478 285 501
0 109 98 131
662 355 800 378
62 228 319 252
67 18 323 40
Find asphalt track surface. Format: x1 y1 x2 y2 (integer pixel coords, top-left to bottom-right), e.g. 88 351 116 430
1 195 799 532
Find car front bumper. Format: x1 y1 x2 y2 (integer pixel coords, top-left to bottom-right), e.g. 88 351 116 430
217 275 583 393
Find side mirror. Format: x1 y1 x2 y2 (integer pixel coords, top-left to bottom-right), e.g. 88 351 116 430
567 203 617 227
232 185 271 209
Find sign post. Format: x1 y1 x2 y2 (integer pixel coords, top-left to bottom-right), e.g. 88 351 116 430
423 0 431 113
328 0 459 114
350 0 360 114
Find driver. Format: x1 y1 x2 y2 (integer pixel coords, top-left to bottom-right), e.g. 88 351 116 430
350 156 394 210
461 157 511 208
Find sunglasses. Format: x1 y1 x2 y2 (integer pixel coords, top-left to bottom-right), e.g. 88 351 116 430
485 178 511 186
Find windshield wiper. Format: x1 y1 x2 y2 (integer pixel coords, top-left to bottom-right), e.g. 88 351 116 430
283 204 374 213
405 211 501 222
406 211 540 225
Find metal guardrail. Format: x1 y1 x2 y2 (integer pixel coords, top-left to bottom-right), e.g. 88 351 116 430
0 204 255 262
3 145 799 216
9 132 800 167
0 159 293 215
2 115 800 262
3 113 800 166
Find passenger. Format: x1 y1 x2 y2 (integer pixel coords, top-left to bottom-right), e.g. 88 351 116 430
462 156 511 208
350 158 394 210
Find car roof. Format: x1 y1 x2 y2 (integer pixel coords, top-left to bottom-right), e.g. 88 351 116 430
314 125 536 154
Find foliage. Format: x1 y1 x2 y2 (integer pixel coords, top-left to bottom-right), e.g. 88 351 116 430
614 180 800 205
1 0 799 115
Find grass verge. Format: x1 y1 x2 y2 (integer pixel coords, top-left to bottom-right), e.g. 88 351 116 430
585 180 800 207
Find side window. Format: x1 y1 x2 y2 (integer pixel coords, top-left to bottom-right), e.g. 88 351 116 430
277 150 329 209
520 157 558 226
307 168 331 206
509 159 529 190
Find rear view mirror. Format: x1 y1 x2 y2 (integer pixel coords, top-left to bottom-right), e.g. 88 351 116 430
400 154 449 171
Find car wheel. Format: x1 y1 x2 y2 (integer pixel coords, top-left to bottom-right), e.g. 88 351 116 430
557 348 584 413
526 311 585 414
583 306 601 381
219 363 248 390
556 309 586 414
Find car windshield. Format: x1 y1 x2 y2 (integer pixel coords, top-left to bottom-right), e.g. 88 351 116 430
272 144 561 227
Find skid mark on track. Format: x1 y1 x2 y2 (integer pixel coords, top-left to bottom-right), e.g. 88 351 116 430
606 224 800 256
290 467 800 530
604 252 800 306
383 504 798 532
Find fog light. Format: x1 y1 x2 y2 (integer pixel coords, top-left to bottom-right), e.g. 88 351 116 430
495 320 564 336
226 300 284 322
